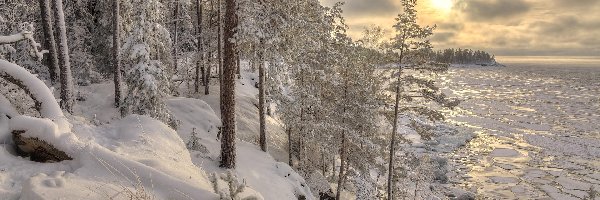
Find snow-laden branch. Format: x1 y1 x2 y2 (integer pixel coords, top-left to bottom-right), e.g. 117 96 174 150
0 23 48 61
0 33 27 44
0 59 69 132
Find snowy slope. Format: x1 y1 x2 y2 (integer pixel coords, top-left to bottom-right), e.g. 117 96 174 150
167 71 313 199
167 97 312 200
1 114 220 200
1 67 311 199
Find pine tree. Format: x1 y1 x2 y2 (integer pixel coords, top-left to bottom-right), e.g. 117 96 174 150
37 0 59 84
219 0 237 169
53 0 75 114
121 0 176 128
113 0 122 107
237 0 284 152
386 0 458 198
172 0 180 72
257 39 267 152
204 0 218 95
195 0 204 93
64 0 97 86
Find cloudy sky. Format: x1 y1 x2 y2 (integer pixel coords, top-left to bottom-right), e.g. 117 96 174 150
319 0 600 56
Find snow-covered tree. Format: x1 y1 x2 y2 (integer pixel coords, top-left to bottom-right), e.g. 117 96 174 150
64 0 99 86
194 0 204 94
385 0 459 198
113 0 123 107
236 0 288 152
121 0 176 128
168 0 197 95
37 0 59 84
53 0 75 114
0 0 49 80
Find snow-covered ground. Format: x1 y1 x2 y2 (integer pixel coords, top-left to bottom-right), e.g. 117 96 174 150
0 66 312 199
439 62 600 199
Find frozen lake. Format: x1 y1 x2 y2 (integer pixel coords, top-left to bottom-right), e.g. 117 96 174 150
439 57 600 199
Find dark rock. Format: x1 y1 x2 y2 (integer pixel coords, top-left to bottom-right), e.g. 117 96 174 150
12 130 72 163
319 191 335 200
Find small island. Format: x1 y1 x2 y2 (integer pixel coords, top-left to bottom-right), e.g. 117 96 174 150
430 48 502 67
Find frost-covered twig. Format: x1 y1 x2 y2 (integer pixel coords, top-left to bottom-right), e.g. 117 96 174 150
0 23 48 61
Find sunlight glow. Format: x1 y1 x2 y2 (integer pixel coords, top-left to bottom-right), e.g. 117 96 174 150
430 0 453 11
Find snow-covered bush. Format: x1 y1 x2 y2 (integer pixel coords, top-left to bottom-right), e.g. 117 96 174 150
186 127 208 153
210 171 258 200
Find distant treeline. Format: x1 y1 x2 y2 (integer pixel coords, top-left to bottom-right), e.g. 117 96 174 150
430 48 496 64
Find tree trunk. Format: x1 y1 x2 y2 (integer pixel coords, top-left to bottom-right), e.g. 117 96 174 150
53 0 74 114
287 127 293 167
217 0 222 81
297 69 305 168
219 0 237 169
218 0 224 114
205 51 211 95
173 0 179 72
321 150 326 176
258 39 267 152
112 0 122 108
332 154 336 180
204 0 214 95
387 80 400 199
38 0 59 84
195 0 203 93
234 11 240 79
387 40 405 199
336 75 349 200
336 131 347 200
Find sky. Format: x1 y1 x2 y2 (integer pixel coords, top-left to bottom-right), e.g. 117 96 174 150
319 0 600 56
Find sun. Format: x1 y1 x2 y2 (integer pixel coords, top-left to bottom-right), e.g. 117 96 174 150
430 0 453 11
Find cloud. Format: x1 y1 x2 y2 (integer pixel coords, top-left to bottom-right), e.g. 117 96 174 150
431 32 455 42
459 0 531 22
529 15 600 43
553 0 600 8
319 0 600 56
529 16 581 37
321 0 399 17
437 22 464 31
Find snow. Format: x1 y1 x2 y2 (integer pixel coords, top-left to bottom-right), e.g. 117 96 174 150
0 69 314 199
440 65 600 199
0 60 69 133
1 113 222 199
489 148 521 157
9 115 81 156
0 64 224 199
0 56 481 199
556 176 591 191
166 96 313 200
0 93 18 117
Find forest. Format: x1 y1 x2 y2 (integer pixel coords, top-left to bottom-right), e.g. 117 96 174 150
0 0 475 199
430 48 497 65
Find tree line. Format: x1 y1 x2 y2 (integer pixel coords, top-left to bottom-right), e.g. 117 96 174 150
430 48 496 65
